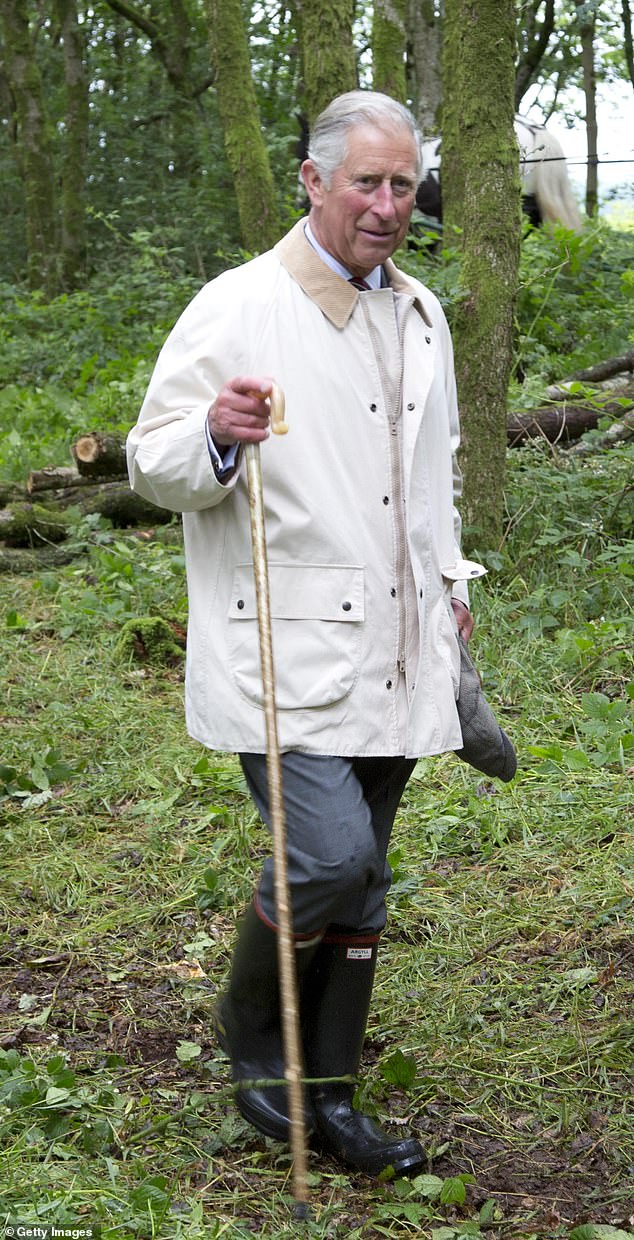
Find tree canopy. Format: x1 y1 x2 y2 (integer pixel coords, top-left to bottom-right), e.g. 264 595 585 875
0 0 632 290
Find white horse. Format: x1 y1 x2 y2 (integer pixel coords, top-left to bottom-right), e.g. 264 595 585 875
416 114 583 231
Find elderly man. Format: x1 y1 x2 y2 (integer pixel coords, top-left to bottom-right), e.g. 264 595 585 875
127 90 476 1178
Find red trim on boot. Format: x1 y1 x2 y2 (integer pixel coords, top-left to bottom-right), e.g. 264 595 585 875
253 892 326 944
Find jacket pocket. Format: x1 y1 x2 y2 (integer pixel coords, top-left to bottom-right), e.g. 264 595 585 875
227 563 365 711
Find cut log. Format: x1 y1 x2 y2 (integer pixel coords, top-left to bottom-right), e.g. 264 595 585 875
0 503 73 548
48 480 174 526
71 432 128 478
27 466 83 494
566 408 634 455
507 404 602 446
1 486 175 543
507 391 634 447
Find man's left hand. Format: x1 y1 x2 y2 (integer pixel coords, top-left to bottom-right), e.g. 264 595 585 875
451 599 474 642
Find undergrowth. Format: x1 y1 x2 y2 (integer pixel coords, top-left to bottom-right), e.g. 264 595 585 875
0 222 633 1239
1 435 632 1238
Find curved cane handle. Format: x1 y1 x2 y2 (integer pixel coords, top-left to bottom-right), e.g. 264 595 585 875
269 382 288 435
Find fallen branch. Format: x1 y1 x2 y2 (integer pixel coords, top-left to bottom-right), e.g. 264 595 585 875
566 408 634 456
507 389 634 447
27 467 87 494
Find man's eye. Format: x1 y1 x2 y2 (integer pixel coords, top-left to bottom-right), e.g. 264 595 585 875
392 180 415 196
356 176 379 189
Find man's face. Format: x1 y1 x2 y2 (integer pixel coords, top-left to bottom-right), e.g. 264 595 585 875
302 123 418 277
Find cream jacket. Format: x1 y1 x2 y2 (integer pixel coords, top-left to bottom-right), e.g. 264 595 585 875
127 221 483 758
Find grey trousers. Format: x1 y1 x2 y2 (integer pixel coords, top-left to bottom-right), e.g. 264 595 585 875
239 752 416 938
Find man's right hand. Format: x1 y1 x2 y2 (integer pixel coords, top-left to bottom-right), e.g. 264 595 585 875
207 376 274 447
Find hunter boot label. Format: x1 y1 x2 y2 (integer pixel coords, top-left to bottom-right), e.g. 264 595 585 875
346 947 373 960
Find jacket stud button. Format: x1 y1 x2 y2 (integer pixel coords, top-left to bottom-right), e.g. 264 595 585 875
425 335 431 343
386 679 393 690
342 601 352 611
407 402 415 411
237 599 245 610
370 403 377 412
383 495 390 505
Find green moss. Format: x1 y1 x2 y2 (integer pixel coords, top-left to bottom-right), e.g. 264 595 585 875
114 615 186 667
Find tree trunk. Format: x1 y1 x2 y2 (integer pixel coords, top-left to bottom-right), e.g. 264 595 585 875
514 0 556 110
405 0 443 135
623 0 634 92
574 0 598 216
295 0 356 124
372 0 407 103
54 0 89 287
205 0 282 252
0 0 60 294
443 0 521 551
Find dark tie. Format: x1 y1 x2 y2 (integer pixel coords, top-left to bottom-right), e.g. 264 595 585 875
349 276 370 291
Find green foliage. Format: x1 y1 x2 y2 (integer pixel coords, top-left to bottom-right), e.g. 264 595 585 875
511 221 634 399
0 238 199 481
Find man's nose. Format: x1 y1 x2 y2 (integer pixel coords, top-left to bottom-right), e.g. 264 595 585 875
372 181 397 217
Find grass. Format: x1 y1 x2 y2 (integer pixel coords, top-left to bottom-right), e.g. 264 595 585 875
1 220 633 1236
1 435 633 1239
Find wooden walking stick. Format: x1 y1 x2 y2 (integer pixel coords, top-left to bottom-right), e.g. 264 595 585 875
245 385 309 1217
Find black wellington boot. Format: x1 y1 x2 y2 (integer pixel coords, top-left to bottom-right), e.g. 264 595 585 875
214 901 321 1142
303 933 425 1177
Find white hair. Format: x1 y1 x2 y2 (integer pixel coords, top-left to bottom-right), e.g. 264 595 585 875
307 91 423 186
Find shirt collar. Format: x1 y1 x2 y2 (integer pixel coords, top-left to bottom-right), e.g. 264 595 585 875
274 220 432 330
304 219 383 290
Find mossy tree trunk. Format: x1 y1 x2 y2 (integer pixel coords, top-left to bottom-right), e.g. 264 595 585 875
372 0 407 102
0 0 60 295
295 0 356 124
206 0 282 252
442 0 521 551
54 0 89 288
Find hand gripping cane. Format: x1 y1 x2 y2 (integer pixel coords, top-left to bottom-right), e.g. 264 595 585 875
244 386 309 1217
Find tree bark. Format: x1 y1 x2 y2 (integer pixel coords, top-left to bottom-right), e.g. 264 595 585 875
54 0 89 287
406 0 443 135
0 0 60 294
205 0 282 252
623 0 634 92
295 0 356 124
514 0 556 110
372 0 407 103
442 0 521 550
574 0 598 216
508 404 606 447
27 467 85 494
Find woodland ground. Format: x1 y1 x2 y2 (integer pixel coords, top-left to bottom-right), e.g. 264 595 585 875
0 222 633 1239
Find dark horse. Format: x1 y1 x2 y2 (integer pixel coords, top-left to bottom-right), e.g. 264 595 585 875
416 115 583 231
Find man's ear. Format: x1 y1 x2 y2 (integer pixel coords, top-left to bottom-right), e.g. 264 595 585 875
301 159 325 207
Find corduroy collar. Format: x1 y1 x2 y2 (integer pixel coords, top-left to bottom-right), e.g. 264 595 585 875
274 219 433 330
